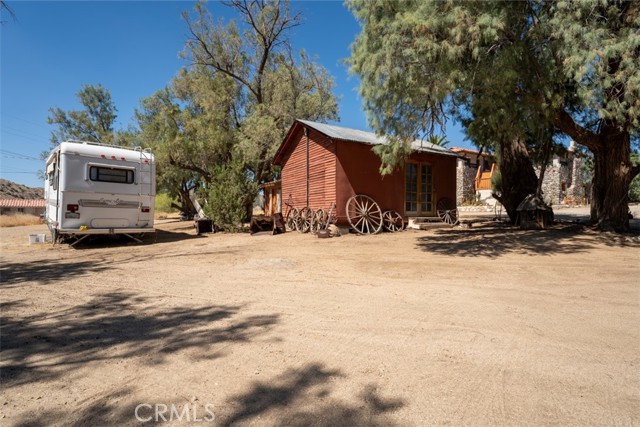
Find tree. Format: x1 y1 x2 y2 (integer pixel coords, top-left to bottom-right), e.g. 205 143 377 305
136 68 238 216
138 0 338 222
348 1 543 222
548 1 640 231
348 0 640 231
427 135 449 147
182 0 338 185
47 84 118 146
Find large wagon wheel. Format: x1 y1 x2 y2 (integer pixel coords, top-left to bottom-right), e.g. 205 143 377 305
382 210 404 232
311 208 326 233
297 207 313 233
436 197 459 225
286 207 299 231
346 194 383 235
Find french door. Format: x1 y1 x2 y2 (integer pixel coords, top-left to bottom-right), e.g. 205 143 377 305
405 163 433 215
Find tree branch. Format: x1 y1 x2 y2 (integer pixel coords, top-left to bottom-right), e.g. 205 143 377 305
168 153 212 183
185 18 261 101
553 110 600 151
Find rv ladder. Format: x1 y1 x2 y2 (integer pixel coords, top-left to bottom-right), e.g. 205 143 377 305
138 149 153 225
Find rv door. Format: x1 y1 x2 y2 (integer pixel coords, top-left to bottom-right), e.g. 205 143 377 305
46 152 60 225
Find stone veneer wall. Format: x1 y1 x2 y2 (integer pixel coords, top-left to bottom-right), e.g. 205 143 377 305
565 157 585 202
456 160 477 205
535 156 586 205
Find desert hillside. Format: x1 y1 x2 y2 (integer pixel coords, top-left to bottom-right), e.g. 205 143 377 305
0 179 44 199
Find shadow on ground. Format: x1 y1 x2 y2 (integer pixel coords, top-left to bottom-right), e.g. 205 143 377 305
220 363 405 427
12 364 405 427
1 291 279 388
0 257 114 288
63 227 204 249
416 222 640 258
13 386 140 427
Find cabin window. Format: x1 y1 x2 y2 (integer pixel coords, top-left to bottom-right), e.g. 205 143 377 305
89 166 134 184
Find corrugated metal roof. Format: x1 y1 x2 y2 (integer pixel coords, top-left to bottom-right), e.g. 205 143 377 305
0 199 46 208
450 147 494 157
297 119 459 157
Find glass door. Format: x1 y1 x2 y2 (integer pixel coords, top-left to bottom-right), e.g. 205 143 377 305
405 163 433 215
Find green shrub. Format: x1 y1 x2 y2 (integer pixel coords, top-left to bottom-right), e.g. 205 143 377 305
630 153 640 203
491 170 502 195
629 175 640 203
155 193 178 213
204 162 257 232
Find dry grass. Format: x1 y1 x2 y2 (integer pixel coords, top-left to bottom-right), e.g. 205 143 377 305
0 213 42 228
154 211 180 220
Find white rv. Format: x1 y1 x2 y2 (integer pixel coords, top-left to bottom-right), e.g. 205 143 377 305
44 141 156 244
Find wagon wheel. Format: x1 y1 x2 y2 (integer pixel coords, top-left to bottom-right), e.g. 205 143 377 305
436 197 459 225
346 194 383 235
382 210 404 232
297 207 313 233
311 208 326 233
286 207 299 231
327 202 337 225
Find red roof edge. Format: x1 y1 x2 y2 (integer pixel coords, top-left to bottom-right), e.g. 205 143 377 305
0 198 47 208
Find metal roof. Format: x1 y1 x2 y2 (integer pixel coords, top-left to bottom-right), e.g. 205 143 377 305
0 199 46 208
297 119 459 157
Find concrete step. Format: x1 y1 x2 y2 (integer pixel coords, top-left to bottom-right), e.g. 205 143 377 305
407 217 447 230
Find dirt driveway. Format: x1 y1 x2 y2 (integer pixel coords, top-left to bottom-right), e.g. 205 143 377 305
1 219 639 426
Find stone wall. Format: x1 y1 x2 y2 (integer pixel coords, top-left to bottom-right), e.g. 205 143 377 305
535 155 587 205
566 157 586 202
456 160 477 205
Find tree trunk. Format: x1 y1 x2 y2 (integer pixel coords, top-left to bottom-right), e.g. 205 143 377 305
494 137 539 223
590 134 632 232
553 111 636 233
176 186 198 218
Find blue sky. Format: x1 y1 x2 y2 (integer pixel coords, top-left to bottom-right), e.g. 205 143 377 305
1 1 469 188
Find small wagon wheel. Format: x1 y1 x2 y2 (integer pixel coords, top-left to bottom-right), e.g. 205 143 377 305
346 194 383 235
297 207 313 233
286 207 299 231
436 197 459 225
382 210 404 232
327 202 337 225
311 208 326 233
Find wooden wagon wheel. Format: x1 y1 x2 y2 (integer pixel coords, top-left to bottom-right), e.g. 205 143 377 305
327 202 337 225
311 208 326 233
297 207 313 233
346 194 383 234
382 210 404 232
436 197 459 225
286 207 299 231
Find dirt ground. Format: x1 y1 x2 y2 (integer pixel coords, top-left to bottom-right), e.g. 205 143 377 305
1 213 639 426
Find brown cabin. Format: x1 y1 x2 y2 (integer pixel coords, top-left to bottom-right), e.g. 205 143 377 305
272 120 459 226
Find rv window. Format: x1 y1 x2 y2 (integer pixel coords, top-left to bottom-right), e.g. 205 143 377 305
49 164 58 190
89 166 134 184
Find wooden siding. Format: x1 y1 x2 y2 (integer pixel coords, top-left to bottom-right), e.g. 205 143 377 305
280 127 336 211
335 141 457 223
277 120 457 226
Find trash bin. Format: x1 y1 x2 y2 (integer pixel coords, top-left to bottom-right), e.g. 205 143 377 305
195 219 214 234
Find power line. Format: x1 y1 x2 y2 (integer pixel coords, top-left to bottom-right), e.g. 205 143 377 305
2 130 45 144
0 171 39 175
0 149 41 161
4 115 50 130
3 125 48 140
